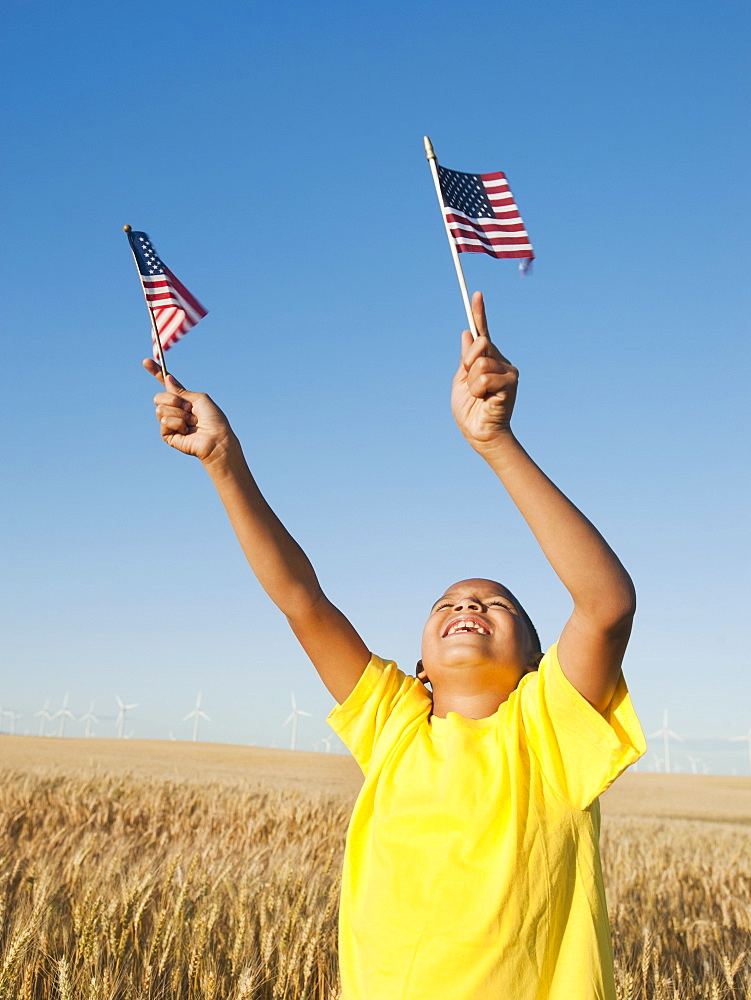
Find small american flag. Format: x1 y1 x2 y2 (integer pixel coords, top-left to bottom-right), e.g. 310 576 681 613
437 165 534 273
126 230 208 357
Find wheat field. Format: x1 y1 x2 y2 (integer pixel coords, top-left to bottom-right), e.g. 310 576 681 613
0 743 748 999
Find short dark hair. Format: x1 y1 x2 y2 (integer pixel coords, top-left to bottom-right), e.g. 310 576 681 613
501 586 541 659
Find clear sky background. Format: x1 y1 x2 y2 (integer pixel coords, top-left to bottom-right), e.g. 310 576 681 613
2 0 749 773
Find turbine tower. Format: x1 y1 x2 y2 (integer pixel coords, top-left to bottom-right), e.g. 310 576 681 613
183 692 210 742
34 700 52 737
283 693 311 751
650 754 665 773
115 695 138 739
687 754 705 775
53 694 75 738
6 711 21 736
648 710 683 774
730 727 751 774
80 701 98 739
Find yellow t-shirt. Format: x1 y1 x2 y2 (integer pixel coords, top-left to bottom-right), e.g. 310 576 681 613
327 643 646 1000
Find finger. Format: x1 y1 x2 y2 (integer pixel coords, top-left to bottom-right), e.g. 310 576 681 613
142 359 191 394
165 373 186 391
466 370 517 400
142 358 165 385
454 328 474 382
145 363 204 406
463 335 508 372
159 413 194 435
156 403 198 425
470 355 518 380
471 291 489 339
154 392 193 412
460 327 473 358
470 291 513 366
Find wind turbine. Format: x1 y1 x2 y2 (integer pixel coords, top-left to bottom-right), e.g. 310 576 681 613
53 694 75 738
687 754 704 775
80 701 98 739
6 711 21 736
283 693 311 751
115 696 138 739
34 700 52 737
649 754 664 773
648 710 683 774
321 734 333 754
183 692 210 742
730 727 751 775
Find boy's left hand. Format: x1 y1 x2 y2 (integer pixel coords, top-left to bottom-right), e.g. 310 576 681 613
451 291 519 452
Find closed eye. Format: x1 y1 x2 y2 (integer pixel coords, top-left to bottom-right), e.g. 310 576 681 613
432 602 452 612
488 600 516 613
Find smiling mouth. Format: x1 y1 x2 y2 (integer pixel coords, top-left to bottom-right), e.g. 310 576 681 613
443 617 490 638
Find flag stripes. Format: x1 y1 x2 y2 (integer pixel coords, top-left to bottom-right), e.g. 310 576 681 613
437 166 534 266
126 230 207 357
141 269 207 353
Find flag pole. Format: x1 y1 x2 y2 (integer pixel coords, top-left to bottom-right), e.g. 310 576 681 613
424 137 479 340
123 225 169 379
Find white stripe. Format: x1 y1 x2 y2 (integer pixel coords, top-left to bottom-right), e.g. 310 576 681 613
452 224 531 242
450 222 530 242
451 229 531 248
481 177 509 189
156 308 184 341
454 237 532 252
147 284 202 321
446 209 525 230
146 292 182 310
181 300 203 324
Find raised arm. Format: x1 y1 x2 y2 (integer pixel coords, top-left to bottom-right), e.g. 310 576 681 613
451 295 636 714
144 360 369 703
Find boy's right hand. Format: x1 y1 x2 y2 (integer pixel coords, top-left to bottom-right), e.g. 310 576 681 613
143 358 238 466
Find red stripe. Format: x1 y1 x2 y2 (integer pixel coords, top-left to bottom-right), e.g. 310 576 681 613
438 165 533 262
447 223 532 249
454 243 534 260
445 212 526 234
147 290 181 305
163 266 208 317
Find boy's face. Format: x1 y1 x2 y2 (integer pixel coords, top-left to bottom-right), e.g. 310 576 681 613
420 578 537 688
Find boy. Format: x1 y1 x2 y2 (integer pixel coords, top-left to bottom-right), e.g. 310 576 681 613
145 292 645 1000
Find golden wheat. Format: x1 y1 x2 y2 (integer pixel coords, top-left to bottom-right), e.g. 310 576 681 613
0 767 748 999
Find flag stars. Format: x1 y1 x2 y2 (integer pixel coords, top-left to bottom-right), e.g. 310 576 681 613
438 165 495 220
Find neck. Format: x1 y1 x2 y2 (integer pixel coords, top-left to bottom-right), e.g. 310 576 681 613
430 686 511 720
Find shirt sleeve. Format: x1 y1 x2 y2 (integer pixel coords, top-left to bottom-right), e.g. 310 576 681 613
519 643 646 810
327 654 430 775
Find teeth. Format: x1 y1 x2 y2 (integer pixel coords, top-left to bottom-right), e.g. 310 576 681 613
447 619 489 636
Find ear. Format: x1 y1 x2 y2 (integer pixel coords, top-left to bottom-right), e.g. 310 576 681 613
415 659 431 686
525 651 543 673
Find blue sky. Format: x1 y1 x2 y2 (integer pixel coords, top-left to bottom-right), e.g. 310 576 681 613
2 0 749 773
